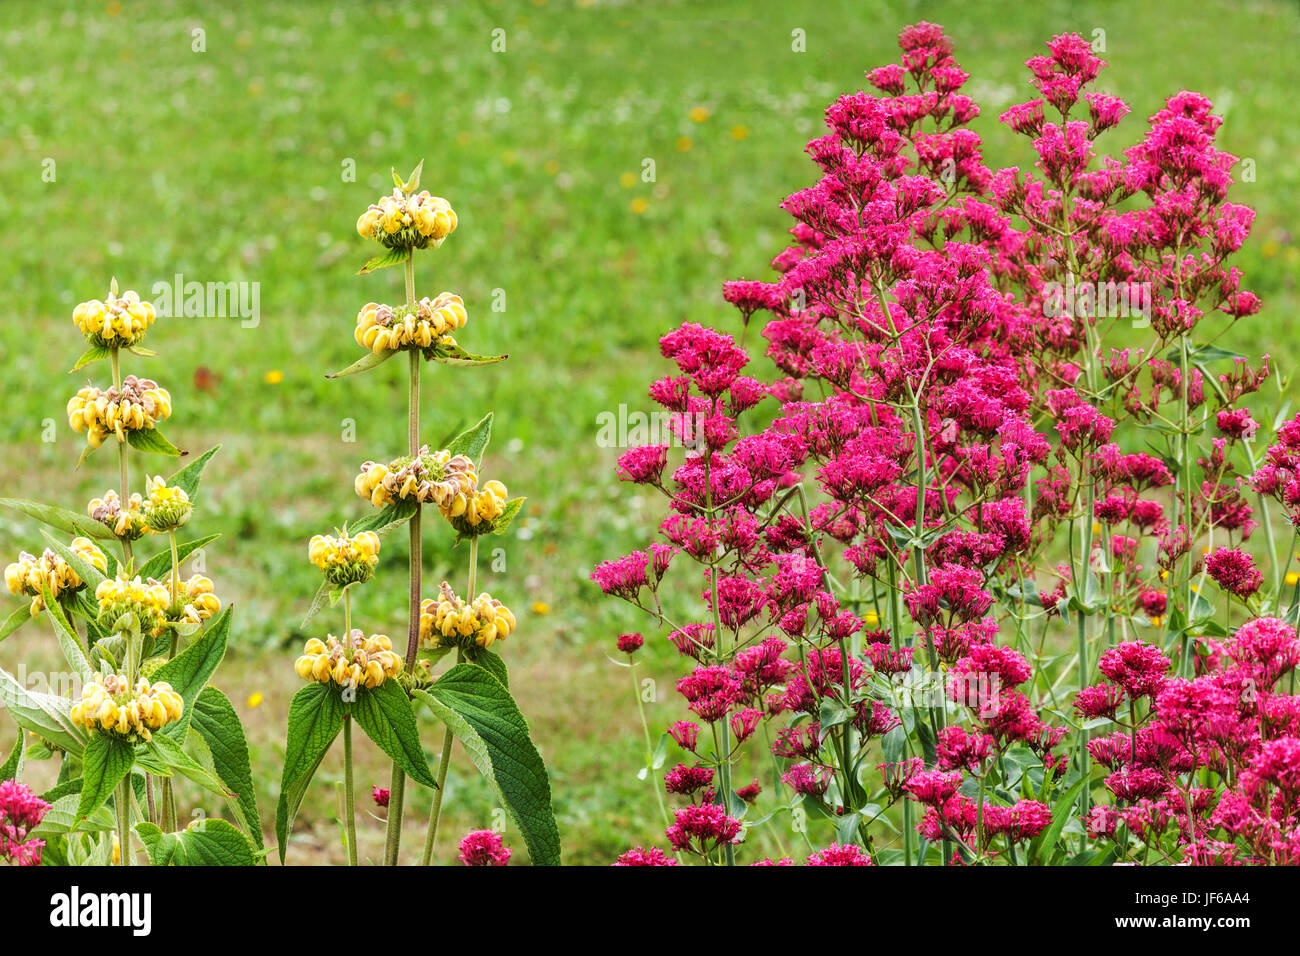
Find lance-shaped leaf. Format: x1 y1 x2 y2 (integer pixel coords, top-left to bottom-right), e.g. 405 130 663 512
490 497 526 535
0 605 30 644
167 444 221 500
275 682 345 862
189 686 263 848
69 345 112 373
151 606 231 740
348 498 418 536
42 589 92 682
416 664 560 865
136 818 256 866
30 794 115 840
0 731 24 782
0 666 87 755
428 342 508 367
466 647 509 689
446 413 493 464
0 498 116 541
127 428 184 457
326 347 400 379
145 732 231 798
136 533 221 582
357 247 409 276
77 734 135 819
351 681 438 789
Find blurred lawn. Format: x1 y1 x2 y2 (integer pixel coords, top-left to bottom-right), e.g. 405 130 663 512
0 0 1296 864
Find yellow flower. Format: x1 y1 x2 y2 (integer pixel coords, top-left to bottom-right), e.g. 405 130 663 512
87 489 151 540
142 475 192 532
355 446 477 510
357 188 457 251
619 172 637 188
1287 572 1300 587
689 106 710 122
676 136 693 152
246 692 264 708
264 369 284 384
4 538 105 615
73 282 156 348
95 574 171 637
421 583 516 651
67 375 171 448
69 673 184 742
354 293 467 355
444 478 510 535
630 198 649 214
308 531 380 587
294 631 402 690
531 601 550 615
865 610 880 627
730 125 749 141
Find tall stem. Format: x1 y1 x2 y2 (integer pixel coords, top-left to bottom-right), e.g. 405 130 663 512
115 777 132 866
111 348 132 569
343 716 358 866
384 252 421 866
420 537 475 865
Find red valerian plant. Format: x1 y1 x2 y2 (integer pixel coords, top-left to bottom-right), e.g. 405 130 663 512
597 22 1300 865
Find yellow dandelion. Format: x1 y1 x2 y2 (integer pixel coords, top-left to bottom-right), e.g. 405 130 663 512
264 369 284 384
730 125 749 141
531 601 550 615
247 692 264 708
630 198 649 214
1288 572 1300 587
619 171 637 188
689 106 710 123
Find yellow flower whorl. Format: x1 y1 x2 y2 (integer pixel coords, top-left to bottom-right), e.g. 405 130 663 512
420 582 517 651
294 631 403 690
69 673 184 742
73 287 157 347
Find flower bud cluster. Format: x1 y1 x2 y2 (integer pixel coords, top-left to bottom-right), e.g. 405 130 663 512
67 376 172 448
354 293 468 354
69 673 184 742
142 475 192 532
73 288 156 347
308 531 380 587
4 538 107 615
356 189 457 250
354 446 477 510
419 582 517 651
95 574 170 636
87 490 151 540
294 630 403 689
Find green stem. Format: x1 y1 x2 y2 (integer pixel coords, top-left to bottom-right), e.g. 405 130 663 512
386 254 421 867
115 777 132 866
343 716 358 865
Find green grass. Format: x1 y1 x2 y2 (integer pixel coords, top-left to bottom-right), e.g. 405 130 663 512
0 0 1297 864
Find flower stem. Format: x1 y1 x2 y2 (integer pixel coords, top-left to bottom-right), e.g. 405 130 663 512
420 537 475 865
343 716 358 866
385 252 421 866
116 777 132 866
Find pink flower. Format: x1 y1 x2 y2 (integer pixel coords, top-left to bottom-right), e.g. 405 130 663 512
1217 408 1259 441
807 843 874 865
0 780 49 867
1205 547 1263 598
371 785 390 808
1098 641 1171 699
613 845 679 866
457 829 511 866
664 763 715 796
666 804 742 854
616 632 644 655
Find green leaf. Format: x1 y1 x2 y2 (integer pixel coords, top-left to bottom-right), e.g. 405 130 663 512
0 665 87 755
127 427 184 457
418 663 561 865
357 247 409 276
136 818 256 866
275 682 345 863
69 345 112 372
348 498 418 536
151 606 231 740
326 348 399 379
1028 775 1090 865
0 604 30 644
467 648 509 689
446 413 494 464
352 681 438 789
428 342 509 367
490 497 526 536
299 579 332 630
167 444 221 500
137 533 221 582
0 498 116 541
77 734 135 819
39 529 108 591
42 594 93 681
30 794 115 840
190 686 263 849
0 731 24 782
146 732 231 797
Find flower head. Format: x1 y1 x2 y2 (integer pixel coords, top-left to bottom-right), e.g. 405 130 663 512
73 282 156 348
357 186 457 251
70 673 184 742
420 582 517 651
308 530 380 587
294 630 403 690
458 829 511 866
